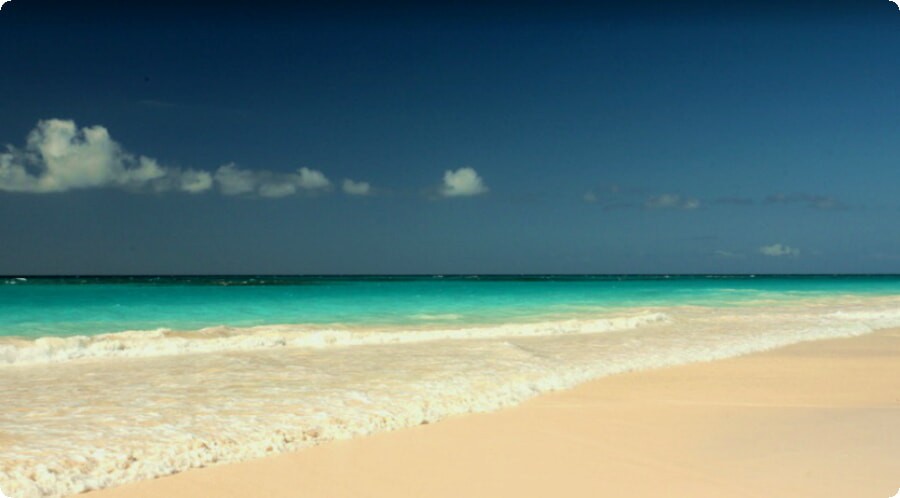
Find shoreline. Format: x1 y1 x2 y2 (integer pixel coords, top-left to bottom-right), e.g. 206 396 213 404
84 328 900 498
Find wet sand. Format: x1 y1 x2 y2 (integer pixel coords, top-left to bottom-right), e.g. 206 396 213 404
85 328 900 498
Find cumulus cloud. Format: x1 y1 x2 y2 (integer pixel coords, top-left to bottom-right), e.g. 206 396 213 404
342 179 371 196
440 167 488 197
0 119 211 194
177 169 214 193
890 0 900 11
140 166 213 194
297 167 330 190
0 119 350 200
258 181 297 199
214 163 257 196
759 243 800 257
214 163 331 198
0 0 12 11
644 193 700 210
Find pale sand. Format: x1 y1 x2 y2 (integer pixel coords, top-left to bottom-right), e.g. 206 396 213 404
86 329 900 498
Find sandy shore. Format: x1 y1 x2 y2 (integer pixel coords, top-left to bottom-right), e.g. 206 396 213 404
85 329 900 498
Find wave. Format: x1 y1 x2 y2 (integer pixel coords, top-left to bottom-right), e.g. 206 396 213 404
825 308 900 325
0 312 669 366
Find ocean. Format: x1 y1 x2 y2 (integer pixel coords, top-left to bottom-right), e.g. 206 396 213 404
1 275 899 497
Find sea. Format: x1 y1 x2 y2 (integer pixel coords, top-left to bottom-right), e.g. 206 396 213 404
1 275 899 497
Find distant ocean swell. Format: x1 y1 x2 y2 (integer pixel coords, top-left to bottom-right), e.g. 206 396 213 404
1 295 899 497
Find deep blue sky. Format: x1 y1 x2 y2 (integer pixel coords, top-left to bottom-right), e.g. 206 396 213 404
0 0 898 274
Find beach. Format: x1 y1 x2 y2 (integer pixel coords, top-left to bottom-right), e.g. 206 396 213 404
3 277 900 497
3 0 897 496
83 328 900 498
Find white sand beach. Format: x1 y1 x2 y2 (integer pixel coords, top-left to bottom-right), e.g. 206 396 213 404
84 328 900 498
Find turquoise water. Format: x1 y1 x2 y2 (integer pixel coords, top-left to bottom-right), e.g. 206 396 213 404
3 275 900 338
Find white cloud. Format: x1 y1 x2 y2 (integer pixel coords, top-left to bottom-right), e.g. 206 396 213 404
759 243 800 257
342 179 371 196
121 157 167 185
0 0 12 11
0 119 211 194
214 163 257 196
644 193 700 210
890 0 900 11
440 167 488 197
178 169 214 193
258 182 297 198
296 167 330 190
214 164 330 198
0 120 339 199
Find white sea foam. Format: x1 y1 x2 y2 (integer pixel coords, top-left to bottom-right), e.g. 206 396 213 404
0 312 668 366
1 296 900 497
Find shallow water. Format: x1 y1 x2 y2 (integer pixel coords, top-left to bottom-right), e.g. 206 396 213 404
2 275 898 339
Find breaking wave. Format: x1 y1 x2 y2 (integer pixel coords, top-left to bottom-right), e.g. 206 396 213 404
0 312 669 366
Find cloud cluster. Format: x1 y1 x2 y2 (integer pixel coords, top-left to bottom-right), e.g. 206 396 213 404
644 193 700 210
759 243 800 257
440 167 488 197
1 121 498 201
0 119 363 199
214 163 331 198
0 119 211 194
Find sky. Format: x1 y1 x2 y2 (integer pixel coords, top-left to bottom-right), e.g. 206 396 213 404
0 0 898 274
